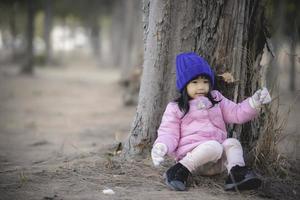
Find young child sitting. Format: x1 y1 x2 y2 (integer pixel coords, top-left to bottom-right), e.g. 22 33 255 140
151 52 271 191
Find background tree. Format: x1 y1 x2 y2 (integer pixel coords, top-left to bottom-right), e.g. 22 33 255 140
43 0 53 65
118 0 143 82
123 0 268 159
283 0 300 92
0 0 27 63
0 0 116 70
264 0 300 92
110 0 126 68
21 0 35 74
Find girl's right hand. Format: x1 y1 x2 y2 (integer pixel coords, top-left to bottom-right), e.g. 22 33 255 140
151 143 168 167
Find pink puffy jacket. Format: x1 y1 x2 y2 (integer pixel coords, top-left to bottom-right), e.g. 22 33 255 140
154 90 258 161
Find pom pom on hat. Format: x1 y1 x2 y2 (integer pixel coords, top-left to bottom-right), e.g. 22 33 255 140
176 52 214 92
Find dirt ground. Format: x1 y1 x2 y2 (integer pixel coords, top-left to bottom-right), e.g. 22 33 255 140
0 59 298 200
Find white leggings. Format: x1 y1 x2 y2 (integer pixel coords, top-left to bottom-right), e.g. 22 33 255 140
179 138 245 175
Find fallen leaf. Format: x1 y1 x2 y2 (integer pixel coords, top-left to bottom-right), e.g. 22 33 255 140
218 72 235 83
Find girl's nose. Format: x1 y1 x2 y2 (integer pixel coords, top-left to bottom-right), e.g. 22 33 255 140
197 84 204 90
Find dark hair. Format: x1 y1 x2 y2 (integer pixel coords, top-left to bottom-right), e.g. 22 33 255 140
175 75 221 117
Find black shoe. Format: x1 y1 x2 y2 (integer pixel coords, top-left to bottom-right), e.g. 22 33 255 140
225 165 262 191
163 163 191 191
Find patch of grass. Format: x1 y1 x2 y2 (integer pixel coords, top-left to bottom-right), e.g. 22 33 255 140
253 95 300 200
19 170 28 186
253 96 291 178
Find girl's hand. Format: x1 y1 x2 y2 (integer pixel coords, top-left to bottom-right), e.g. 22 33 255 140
259 87 272 104
151 143 168 167
249 87 272 109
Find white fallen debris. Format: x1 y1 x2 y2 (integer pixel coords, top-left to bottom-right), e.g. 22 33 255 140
102 189 115 195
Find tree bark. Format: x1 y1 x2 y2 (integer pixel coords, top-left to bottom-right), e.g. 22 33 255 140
123 0 267 158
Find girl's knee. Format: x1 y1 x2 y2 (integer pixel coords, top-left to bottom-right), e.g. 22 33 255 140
201 140 223 159
222 138 242 150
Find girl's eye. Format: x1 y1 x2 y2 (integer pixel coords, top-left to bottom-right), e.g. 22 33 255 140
191 80 198 84
203 80 209 84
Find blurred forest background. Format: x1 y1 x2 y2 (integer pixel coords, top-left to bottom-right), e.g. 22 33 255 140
0 0 299 199
0 0 143 80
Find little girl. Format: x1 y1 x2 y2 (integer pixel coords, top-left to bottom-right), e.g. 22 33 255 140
151 52 271 191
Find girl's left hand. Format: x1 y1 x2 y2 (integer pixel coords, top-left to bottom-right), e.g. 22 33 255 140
259 87 272 104
250 87 272 109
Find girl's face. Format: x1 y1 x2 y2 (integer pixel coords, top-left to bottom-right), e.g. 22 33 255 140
186 76 210 99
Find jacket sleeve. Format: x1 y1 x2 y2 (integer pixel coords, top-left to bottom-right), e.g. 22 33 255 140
216 91 259 124
154 102 181 155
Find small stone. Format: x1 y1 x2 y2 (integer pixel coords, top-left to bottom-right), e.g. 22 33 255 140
102 189 115 195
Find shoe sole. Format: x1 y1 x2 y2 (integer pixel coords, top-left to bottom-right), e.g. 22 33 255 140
163 173 186 191
224 177 262 191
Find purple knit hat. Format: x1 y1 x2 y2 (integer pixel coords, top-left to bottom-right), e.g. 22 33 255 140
176 52 214 92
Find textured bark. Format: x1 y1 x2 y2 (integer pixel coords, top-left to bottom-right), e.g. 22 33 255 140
123 0 174 157
123 0 267 158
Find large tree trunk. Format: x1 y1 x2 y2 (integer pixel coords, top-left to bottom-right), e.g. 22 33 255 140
21 0 35 74
123 0 267 158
